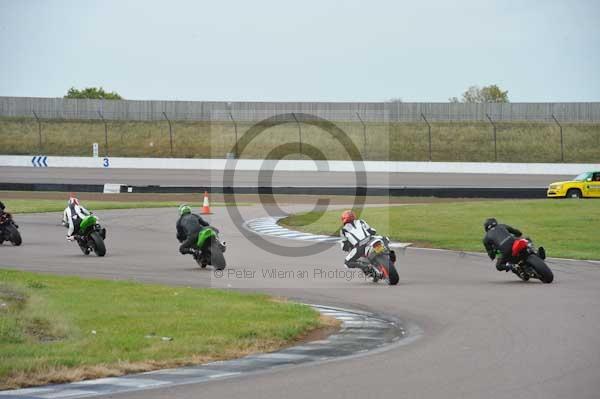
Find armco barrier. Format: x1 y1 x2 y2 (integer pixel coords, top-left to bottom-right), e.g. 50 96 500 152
0 182 547 198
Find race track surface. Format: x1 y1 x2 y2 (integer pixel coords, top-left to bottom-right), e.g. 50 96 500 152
1 206 599 399
0 166 570 187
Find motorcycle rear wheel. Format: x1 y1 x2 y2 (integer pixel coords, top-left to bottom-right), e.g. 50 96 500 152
90 232 106 257
526 254 553 283
209 240 226 270
6 224 22 246
374 254 399 285
387 262 399 285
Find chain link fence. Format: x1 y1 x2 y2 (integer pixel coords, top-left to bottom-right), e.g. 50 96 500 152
1 97 599 162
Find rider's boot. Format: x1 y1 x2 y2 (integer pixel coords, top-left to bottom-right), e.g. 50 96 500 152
538 246 546 260
505 262 516 273
181 248 195 256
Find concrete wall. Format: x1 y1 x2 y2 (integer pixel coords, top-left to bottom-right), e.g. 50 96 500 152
1 155 597 175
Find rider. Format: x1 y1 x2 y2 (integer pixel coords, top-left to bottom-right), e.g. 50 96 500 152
482 218 525 272
0 200 5 214
176 204 210 255
339 210 392 278
63 197 91 241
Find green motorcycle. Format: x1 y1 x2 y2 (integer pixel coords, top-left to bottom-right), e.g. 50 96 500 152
192 227 226 270
75 215 107 257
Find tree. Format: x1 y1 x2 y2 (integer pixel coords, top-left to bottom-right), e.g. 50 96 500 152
64 87 123 100
450 84 509 103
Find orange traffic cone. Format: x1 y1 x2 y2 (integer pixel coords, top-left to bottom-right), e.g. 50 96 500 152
202 191 212 214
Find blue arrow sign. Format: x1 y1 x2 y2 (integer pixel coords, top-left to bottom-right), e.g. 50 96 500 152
31 156 49 167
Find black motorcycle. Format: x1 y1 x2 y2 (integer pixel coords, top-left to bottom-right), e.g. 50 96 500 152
0 212 22 246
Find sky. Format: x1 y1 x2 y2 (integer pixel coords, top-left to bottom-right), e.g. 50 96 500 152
1 0 599 102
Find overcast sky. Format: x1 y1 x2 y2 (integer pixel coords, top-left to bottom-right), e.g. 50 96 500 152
1 0 599 102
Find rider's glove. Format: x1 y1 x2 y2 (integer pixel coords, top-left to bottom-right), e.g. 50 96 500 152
342 241 352 252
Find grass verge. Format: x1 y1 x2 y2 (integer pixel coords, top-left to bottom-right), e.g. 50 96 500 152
0 269 324 390
280 199 600 260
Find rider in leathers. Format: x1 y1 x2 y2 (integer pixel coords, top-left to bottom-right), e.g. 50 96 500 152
340 210 395 278
176 204 210 255
63 197 91 241
482 218 523 272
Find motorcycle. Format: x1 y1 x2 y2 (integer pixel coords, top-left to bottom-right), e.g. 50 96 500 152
191 227 227 270
354 236 399 285
506 238 553 283
0 212 22 246
65 215 107 257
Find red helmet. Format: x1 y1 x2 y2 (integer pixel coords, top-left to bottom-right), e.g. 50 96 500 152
68 197 80 206
341 210 356 224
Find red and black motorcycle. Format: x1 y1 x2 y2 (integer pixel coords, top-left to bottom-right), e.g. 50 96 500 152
0 212 22 246
508 238 553 283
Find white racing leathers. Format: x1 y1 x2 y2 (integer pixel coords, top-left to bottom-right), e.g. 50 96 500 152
340 219 377 270
63 204 91 236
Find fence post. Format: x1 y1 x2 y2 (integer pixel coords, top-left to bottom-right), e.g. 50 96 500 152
97 111 109 157
421 113 432 161
356 112 367 159
292 112 302 155
552 114 564 162
162 111 173 157
486 113 497 161
229 112 238 158
32 110 42 152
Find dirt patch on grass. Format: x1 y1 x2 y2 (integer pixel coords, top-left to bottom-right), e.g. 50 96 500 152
0 284 27 311
24 317 64 342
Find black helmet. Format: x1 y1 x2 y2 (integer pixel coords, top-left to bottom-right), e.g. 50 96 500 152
484 218 498 232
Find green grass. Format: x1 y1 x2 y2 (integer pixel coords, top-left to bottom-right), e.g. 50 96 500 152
0 269 321 389
1 117 599 162
2 199 232 214
280 200 600 260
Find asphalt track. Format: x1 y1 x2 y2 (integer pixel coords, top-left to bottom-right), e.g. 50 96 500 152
0 166 570 187
2 205 599 399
